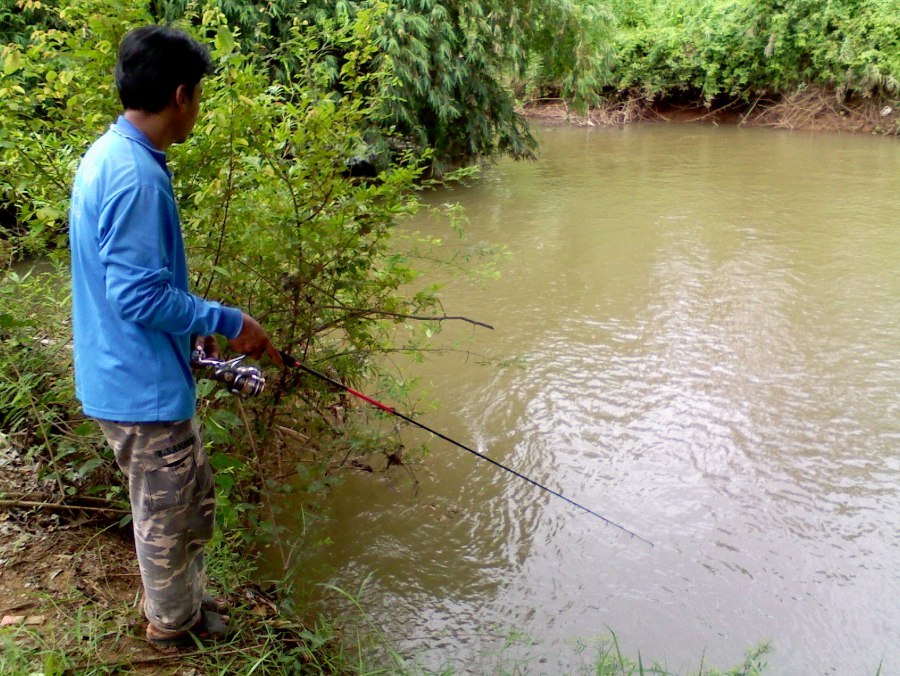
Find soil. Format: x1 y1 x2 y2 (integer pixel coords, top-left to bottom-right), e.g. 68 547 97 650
0 441 179 672
1 439 319 674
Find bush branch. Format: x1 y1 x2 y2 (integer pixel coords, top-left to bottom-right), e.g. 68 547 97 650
315 305 494 330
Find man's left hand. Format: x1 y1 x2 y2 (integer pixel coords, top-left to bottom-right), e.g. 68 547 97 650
195 335 219 360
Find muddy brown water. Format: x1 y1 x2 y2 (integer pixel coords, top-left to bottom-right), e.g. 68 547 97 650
277 125 899 674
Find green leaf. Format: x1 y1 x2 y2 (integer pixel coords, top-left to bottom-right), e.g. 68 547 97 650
210 410 242 429
215 473 235 493
74 421 96 436
3 49 23 75
77 457 103 477
209 452 245 471
196 378 216 398
214 26 236 56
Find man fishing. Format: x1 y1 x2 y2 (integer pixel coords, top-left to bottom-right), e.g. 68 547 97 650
69 25 280 647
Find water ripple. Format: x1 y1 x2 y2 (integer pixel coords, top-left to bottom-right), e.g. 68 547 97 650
296 126 900 675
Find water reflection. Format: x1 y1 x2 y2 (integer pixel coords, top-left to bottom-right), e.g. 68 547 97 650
280 125 899 674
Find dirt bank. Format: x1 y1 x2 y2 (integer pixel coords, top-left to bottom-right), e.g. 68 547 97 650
522 89 899 135
0 440 317 674
0 440 161 669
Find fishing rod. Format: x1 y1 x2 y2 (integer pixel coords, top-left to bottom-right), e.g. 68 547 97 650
277 350 654 547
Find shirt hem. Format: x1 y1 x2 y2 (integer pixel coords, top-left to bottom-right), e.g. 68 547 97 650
81 404 195 424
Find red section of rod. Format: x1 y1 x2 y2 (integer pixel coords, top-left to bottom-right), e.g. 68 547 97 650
345 386 395 413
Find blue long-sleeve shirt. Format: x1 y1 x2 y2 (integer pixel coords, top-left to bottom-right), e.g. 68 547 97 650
70 116 243 422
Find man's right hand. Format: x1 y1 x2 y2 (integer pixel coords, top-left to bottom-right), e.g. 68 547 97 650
228 313 284 366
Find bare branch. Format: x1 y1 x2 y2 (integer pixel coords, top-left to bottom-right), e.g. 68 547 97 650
315 305 494 330
0 499 129 515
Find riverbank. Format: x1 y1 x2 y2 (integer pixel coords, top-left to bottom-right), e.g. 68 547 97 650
521 88 899 135
0 440 350 674
0 441 776 674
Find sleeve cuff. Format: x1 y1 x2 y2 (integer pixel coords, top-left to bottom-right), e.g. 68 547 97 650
215 306 244 339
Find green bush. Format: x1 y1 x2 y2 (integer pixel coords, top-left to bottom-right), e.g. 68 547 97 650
0 0 482 506
608 0 900 101
145 0 539 175
518 0 616 109
147 0 620 172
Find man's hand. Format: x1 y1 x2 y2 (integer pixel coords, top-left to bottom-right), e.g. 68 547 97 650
228 313 283 366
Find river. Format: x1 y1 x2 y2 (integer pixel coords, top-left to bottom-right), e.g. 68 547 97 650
280 124 900 674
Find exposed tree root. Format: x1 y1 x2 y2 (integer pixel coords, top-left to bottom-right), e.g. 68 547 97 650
752 88 897 134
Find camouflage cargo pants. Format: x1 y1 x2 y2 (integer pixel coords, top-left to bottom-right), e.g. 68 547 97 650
97 419 215 632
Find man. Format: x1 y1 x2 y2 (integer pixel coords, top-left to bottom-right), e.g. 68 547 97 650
69 25 279 647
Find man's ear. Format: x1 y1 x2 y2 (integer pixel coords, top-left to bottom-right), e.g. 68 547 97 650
174 84 191 110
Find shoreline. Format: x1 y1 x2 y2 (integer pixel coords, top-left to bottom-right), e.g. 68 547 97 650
520 89 899 136
0 439 332 673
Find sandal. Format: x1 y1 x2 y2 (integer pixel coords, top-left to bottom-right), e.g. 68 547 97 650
146 609 231 649
141 593 229 616
200 594 229 615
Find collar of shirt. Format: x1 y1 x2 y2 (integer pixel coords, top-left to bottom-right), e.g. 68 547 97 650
110 115 172 178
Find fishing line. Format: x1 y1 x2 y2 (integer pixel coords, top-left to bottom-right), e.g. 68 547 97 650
278 350 654 547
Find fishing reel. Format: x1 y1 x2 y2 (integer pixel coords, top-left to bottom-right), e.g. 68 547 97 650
191 348 265 398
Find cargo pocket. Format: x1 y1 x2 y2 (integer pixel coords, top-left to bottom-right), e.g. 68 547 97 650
138 432 200 513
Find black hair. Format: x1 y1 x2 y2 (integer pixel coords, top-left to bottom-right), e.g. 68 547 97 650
115 25 212 113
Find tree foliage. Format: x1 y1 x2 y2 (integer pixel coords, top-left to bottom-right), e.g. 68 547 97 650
0 0 482 498
608 0 900 101
0 0 129 257
147 0 536 174
146 0 619 173
517 0 616 109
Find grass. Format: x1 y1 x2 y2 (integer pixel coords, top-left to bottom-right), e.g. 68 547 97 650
0 594 361 675
0 625 777 676
0 600 137 675
585 635 774 676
